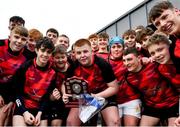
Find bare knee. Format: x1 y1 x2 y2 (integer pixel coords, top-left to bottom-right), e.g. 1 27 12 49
124 115 140 126
51 120 62 126
66 108 81 126
67 116 81 126
66 118 72 126
111 118 120 126
66 118 76 126
105 117 120 126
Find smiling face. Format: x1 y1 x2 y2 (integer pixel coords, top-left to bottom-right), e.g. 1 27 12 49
110 43 123 59
148 42 171 64
27 37 36 52
152 9 180 35
123 53 141 72
98 37 108 50
124 35 136 48
53 53 67 70
35 47 52 67
74 44 92 67
9 33 27 52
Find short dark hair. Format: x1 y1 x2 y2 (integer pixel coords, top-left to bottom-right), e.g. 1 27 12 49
59 34 70 43
146 24 157 32
59 34 69 39
9 16 25 26
36 37 55 52
135 25 145 32
123 47 140 57
52 45 67 56
122 29 136 39
149 1 174 23
136 27 154 43
88 33 98 40
46 28 59 37
98 32 109 39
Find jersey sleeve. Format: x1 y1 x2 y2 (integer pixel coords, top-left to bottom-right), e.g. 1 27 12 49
95 56 116 83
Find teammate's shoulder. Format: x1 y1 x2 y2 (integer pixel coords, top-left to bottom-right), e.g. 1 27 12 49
95 54 110 66
0 39 8 46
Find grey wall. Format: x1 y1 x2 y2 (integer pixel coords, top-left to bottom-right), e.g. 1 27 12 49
106 24 117 40
117 16 130 37
97 0 180 38
130 5 148 30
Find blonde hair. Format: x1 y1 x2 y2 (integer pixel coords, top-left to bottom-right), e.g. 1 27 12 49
12 26 28 37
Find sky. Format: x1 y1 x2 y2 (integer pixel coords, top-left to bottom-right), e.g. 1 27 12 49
0 0 144 49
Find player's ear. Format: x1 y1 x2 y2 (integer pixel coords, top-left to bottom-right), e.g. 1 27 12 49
175 8 180 15
35 48 38 54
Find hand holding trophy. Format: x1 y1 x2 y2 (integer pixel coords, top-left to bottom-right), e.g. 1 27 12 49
64 76 108 123
64 76 88 107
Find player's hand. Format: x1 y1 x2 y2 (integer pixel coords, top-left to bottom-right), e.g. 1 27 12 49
23 111 35 125
34 111 42 126
3 102 14 115
175 116 180 127
50 88 61 101
141 57 151 65
62 93 72 104
0 95 5 107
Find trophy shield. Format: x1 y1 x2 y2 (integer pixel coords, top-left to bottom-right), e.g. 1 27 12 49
64 76 88 107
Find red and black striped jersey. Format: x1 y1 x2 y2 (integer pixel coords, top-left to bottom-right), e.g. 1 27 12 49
0 39 26 103
108 58 126 81
158 64 180 88
126 62 178 109
0 39 26 84
74 55 116 94
15 59 56 113
109 58 140 104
